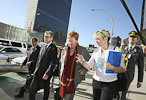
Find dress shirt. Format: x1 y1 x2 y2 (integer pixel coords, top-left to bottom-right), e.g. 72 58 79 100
127 45 135 59
45 42 52 49
87 44 126 82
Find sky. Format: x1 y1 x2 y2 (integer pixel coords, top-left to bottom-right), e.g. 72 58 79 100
0 0 143 47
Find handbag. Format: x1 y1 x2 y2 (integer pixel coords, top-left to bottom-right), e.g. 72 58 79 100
117 72 128 91
54 87 63 100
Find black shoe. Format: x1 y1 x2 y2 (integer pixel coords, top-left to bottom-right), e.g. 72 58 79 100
14 93 24 98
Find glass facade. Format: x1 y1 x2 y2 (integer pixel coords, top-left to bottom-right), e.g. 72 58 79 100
33 0 72 45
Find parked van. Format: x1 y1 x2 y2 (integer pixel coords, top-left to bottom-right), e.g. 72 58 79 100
0 38 27 53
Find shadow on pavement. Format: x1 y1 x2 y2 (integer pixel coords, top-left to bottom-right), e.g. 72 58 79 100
80 81 92 86
0 76 19 84
129 90 146 95
16 72 28 79
85 73 93 79
75 91 93 99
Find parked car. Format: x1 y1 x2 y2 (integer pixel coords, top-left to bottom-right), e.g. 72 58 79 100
11 56 27 65
0 53 9 64
0 46 27 64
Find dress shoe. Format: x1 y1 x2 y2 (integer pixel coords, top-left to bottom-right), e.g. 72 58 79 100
14 93 24 98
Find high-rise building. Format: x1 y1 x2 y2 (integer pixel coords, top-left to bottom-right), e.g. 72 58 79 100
24 0 72 46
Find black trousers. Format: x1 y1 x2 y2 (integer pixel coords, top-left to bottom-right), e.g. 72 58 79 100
19 75 33 94
92 79 117 100
29 77 50 100
120 81 131 100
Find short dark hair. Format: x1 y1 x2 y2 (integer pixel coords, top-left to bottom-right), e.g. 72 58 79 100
31 37 38 42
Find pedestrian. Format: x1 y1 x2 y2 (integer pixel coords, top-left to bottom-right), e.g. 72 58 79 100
29 31 57 100
50 47 61 88
14 37 40 98
59 31 90 100
141 44 146 71
76 30 126 100
141 44 146 53
120 31 144 100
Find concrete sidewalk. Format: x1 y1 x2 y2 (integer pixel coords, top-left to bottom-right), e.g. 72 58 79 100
0 68 145 100
74 68 146 100
50 68 146 100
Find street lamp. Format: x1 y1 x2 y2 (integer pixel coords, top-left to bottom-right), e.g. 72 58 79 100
90 9 114 39
27 13 40 44
30 13 40 32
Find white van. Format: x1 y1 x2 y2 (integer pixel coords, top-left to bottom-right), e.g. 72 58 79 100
0 38 27 53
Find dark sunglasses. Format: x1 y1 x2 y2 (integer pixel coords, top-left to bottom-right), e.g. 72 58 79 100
129 36 137 38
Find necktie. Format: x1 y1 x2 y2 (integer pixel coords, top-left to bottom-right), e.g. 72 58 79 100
129 46 132 54
41 45 47 57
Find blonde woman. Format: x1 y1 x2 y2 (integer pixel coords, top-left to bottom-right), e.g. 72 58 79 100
76 30 126 100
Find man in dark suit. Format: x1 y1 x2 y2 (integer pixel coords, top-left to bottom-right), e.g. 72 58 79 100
14 37 40 98
120 31 144 100
29 31 57 100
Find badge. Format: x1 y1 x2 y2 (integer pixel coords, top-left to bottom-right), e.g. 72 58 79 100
96 57 105 70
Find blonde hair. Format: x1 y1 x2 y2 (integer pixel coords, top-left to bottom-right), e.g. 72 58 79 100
67 31 79 40
93 30 110 41
44 31 54 37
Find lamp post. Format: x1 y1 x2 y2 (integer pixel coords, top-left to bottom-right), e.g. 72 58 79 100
90 9 114 39
27 13 40 44
30 13 40 32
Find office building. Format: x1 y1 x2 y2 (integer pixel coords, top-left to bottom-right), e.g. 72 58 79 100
25 0 72 46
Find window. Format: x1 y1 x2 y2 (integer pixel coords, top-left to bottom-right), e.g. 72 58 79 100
23 43 26 48
11 42 22 47
0 40 9 43
2 48 21 52
0 47 3 50
0 40 10 46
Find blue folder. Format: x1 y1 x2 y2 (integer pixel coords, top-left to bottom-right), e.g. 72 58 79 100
105 51 122 74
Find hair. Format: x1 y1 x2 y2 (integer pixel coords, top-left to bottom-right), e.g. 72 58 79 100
44 31 54 37
67 31 79 40
31 37 38 42
93 29 110 41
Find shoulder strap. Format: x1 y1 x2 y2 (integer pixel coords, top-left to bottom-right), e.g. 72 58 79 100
113 46 117 50
120 45 123 52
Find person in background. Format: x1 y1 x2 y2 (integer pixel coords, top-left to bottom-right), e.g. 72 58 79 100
50 48 61 88
120 31 144 100
76 30 126 100
14 37 40 98
141 44 146 53
141 44 146 71
59 31 90 100
29 31 57 100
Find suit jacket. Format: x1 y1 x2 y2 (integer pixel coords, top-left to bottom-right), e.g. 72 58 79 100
121 45 144 83
33 43 57 79
23 45 40 74
59 46 90 88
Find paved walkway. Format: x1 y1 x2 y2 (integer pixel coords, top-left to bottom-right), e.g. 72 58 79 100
0 67 146 100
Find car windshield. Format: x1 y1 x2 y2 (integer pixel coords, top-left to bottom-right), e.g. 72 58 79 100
85 47 96 53
0 47 3 50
